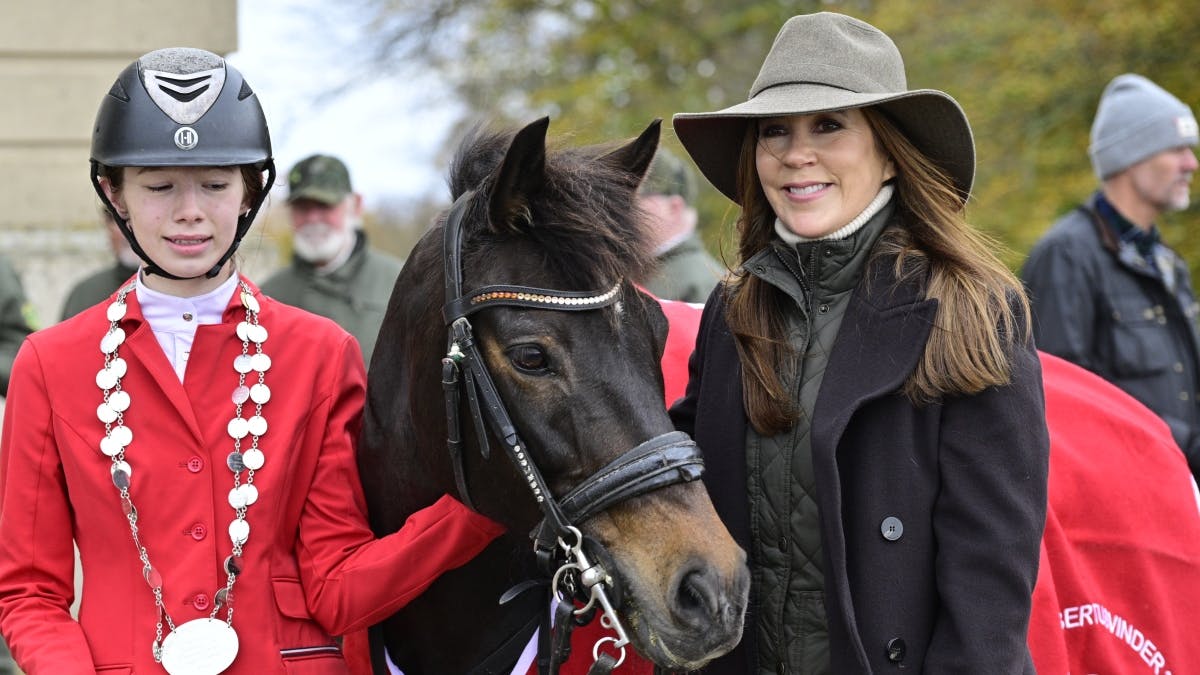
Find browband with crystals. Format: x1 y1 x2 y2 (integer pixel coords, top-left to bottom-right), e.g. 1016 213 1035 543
443 281 622 323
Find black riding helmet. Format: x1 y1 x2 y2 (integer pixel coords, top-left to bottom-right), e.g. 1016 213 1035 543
90 47 276 280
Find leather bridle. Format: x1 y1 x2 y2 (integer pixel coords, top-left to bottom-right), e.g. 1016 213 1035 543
439 190 705 673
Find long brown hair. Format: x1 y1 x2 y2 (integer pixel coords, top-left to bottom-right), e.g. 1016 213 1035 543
725 107 1030 436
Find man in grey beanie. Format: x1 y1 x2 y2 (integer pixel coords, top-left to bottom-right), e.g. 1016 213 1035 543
1023 73 1200 480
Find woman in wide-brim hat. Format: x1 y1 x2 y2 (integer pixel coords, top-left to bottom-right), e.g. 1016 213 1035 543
669 12 1049 674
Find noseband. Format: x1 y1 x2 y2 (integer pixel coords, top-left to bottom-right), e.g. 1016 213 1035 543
439 191 704 672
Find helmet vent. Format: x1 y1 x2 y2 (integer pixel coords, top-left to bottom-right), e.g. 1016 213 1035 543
142 66 227 125
154 75 211 103
238 79 254 101
107 78 130 103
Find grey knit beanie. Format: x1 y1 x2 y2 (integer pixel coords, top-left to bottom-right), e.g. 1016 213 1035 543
1089 74 1199 180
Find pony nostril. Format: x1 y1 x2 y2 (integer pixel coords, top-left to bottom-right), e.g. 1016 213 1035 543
672 567 720 627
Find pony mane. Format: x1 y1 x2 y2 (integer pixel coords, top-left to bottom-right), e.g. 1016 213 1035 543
446 123 655 290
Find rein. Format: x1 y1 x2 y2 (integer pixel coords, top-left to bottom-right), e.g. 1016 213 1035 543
439 191 704 674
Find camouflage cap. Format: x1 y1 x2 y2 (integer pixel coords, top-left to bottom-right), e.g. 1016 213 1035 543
287 154 352 205
638 148 696 203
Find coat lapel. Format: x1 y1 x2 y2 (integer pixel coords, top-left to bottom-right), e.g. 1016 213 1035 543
119 289 207 445
813 269 937 449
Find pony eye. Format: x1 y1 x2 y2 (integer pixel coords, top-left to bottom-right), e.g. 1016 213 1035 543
508 344 549 374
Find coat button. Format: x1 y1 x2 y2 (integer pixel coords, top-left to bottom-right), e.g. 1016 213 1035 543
189 523 207 541
886 637 906 662
191 593 210 611
186 456 204 473
881 516 903 541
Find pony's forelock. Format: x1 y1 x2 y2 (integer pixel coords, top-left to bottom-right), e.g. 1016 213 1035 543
447 124 655 290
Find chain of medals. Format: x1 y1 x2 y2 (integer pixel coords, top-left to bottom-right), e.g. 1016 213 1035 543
97 279 270 674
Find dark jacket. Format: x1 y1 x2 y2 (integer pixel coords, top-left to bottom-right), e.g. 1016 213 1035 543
672 252 1049 674
60 262 139 321
260 231 403 367
644 233 724 304
0 255 34 397
1022 192 1200 477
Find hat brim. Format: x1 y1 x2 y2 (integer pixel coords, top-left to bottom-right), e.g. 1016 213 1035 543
286 186 348 205
673 83 975 205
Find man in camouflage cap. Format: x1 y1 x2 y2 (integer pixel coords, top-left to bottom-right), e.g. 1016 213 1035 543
637 148 724 303
260 154 403 366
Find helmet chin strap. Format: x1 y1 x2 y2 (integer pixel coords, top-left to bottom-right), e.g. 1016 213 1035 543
90 161 277 282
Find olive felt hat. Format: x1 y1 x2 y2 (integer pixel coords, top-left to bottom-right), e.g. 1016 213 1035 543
673 12 975 205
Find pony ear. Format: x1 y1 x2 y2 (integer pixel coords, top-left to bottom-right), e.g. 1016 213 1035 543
600 119 662 185
488 116 550 233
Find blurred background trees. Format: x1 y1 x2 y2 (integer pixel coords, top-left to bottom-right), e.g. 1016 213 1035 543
353 0 1200 272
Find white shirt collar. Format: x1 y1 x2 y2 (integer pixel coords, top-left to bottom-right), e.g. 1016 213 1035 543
134 271 240 382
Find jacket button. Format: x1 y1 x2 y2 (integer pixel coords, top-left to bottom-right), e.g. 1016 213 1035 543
818 304 829 313
881 516 903 541
886 637 906 662
186 456 204 473
189 523 207 541
191 593 210 611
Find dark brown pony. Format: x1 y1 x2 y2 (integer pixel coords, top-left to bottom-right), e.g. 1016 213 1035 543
358 118 748 673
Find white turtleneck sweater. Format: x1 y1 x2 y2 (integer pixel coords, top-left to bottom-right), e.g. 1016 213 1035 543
774 183 895 245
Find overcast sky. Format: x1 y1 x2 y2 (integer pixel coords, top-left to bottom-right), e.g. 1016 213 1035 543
227 0 460 207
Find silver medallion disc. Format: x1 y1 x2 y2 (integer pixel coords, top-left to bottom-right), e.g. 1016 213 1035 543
106 301 127 323
159 618 239 675
242 448 265 471
231 385 250 405
227 483 259 509
97 402 118 424
100 327 126 355
233 354 253 374
108 390 131 413
246 415 267 437
249 324 268 344
228 519 249 544
239 483 258 506
99 435 123 457
249 384 271 404
240 291 260 313
96 367 119 390
227 417 249 440
235 321 252 343
250 353 271 373
109 357 128 378
110 425 133 448
228 485 247 509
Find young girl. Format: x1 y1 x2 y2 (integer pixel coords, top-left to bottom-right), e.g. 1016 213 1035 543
0 48 502 675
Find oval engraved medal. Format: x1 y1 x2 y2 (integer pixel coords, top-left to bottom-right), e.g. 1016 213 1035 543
160 617 238 675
